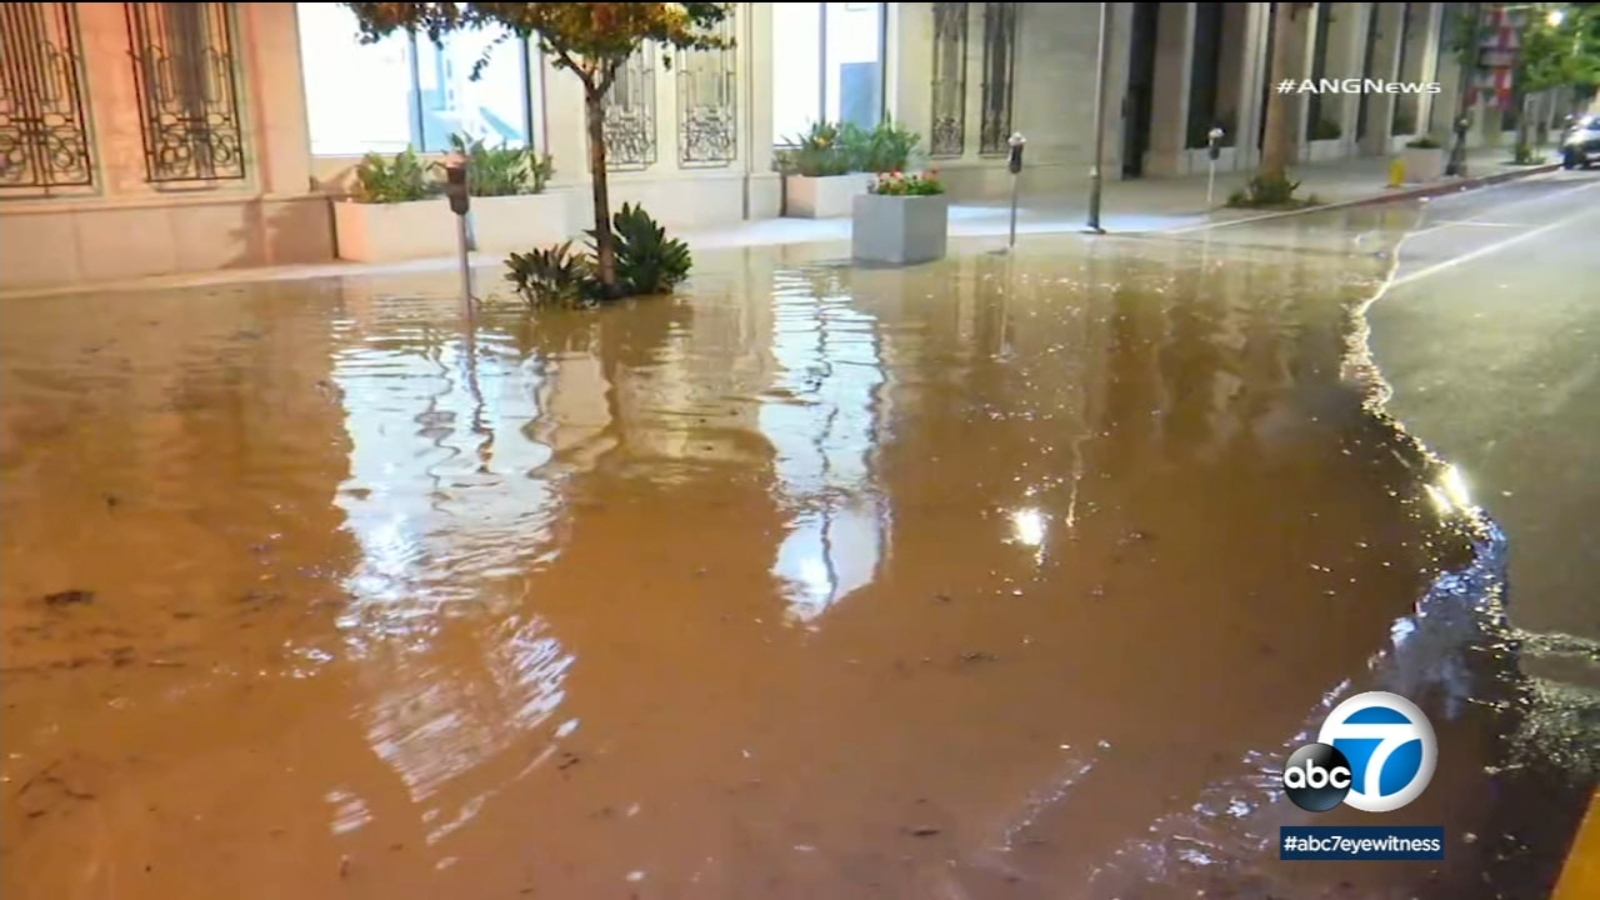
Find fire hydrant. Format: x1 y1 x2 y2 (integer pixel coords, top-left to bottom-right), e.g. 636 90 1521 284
1388 156 1406 188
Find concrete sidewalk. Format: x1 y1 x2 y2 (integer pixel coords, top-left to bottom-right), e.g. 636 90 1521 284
0 145 1560 299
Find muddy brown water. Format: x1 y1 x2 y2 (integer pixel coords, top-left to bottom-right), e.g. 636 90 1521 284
0 215 1553 898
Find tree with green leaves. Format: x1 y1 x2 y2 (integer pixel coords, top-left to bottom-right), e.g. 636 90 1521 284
1510 4 1600 156
345 3 732 296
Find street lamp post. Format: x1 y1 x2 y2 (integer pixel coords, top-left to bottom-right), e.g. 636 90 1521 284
1447 3 1483 177
1086 1 1111 233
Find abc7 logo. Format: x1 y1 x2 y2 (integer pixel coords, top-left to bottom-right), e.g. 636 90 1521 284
1282 691 1437 813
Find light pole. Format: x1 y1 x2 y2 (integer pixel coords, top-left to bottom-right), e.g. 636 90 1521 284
1086 1 1111 233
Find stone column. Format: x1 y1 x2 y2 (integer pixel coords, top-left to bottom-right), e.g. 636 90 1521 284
1145 2 1195 176
1393 2 1437 138
1360 1 1406 156
1321 2 1370 148
744 2 780 218
1224 2 1271 171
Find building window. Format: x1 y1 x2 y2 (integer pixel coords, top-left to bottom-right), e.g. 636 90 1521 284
125 2 246 183
295 3 535 157
772 2 886 145
603 45 657 170
929 2 969 158
677 10 736 168
1186 2 1225 149
978 2 1017 156
1307 2 1334 138
0 2 95 190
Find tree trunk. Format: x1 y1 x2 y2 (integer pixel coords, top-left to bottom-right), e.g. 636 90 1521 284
1516 92 1532 154
1260 3 1299 182
584 89 618 295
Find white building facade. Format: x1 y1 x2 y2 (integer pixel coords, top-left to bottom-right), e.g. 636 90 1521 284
0 2 1528 291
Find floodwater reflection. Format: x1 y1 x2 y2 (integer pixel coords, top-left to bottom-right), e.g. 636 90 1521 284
764 267 891 622
0 221 1523 899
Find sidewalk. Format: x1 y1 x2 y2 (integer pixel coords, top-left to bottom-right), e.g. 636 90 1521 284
0 146 1559 299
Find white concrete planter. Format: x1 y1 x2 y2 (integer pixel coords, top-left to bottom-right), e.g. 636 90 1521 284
1399 147 1445 183
333 198 458 263
1183 145 1239 175
470 192 571 253
785 173 871 218
1389 134 1419 155
851 193 949 265
1305 139 1346 162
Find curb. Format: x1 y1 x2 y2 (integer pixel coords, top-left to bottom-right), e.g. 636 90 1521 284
1343 161 1562 208
1158 161 1562 234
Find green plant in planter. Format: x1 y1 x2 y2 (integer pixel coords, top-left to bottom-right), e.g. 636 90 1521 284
600 203 692 295
506 204 690 306
506 241 598 308
353 147 437 203
447 133 555 196
778 121 853 177
867 171 946 196
1405 135 1442 150
842 117 921 173
1311 117 1343 141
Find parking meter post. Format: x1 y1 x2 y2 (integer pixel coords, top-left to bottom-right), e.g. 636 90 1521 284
1206 126 1224 206
444 158 473 317
1007 132 1026 249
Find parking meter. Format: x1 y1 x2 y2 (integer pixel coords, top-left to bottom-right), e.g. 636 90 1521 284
1006 132 1026 249
444 154 473 314
1205 125 1224 205
444 159 470 215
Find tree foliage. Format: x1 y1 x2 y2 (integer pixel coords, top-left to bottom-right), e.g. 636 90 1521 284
345 3 732 92
343 3 732 297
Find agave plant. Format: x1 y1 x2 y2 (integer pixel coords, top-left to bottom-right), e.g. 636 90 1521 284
505 241 596 307
599 203 692 295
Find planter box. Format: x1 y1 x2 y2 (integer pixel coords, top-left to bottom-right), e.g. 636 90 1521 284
1400 147 1445 183
1183 145 1240 175
786 173 871 218
851 193 949 265
1305 138 1346 162
333 198 458 263
471 192 571 253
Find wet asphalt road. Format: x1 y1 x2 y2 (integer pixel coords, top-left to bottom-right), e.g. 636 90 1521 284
1362 170 1600 898
1367 170 1600 688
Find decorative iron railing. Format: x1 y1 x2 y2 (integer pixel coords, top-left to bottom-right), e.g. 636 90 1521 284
0 2 95 189
978 1 1017 156
677 11 737 168
124 1 246 183
930 2 969 158
603 44 657 171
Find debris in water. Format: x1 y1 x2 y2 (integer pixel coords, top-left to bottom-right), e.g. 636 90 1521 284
43 590 94 608
907 826 941 837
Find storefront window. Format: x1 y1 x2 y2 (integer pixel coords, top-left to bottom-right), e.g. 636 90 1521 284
772 2 886 145
297 3 536 156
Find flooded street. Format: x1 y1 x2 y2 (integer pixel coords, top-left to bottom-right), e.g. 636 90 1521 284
0 209 1549 898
